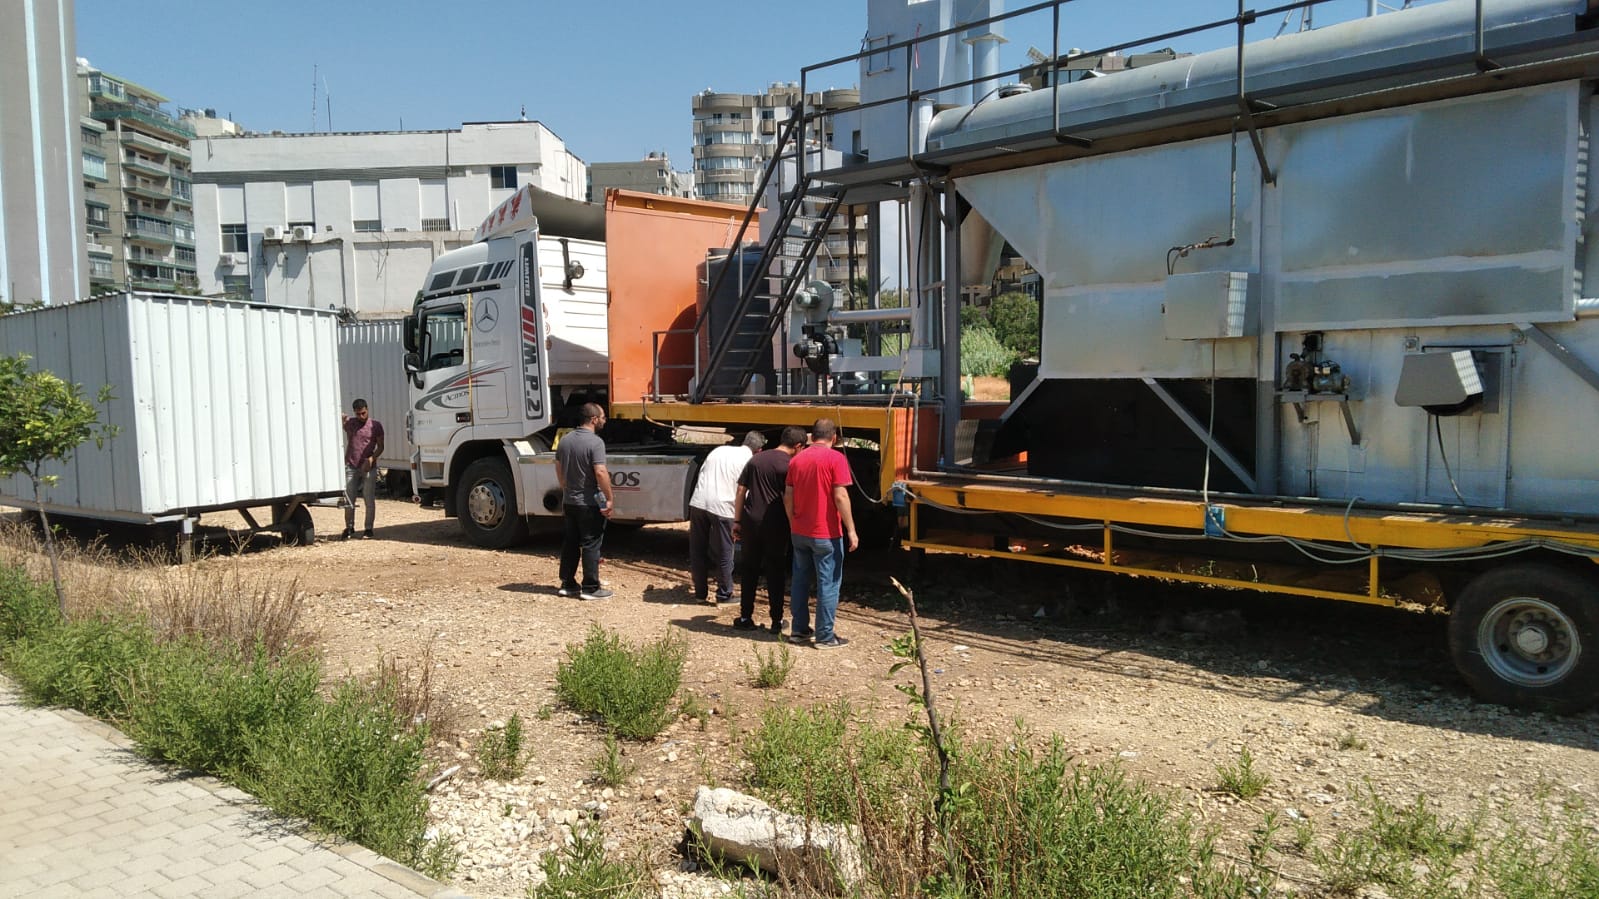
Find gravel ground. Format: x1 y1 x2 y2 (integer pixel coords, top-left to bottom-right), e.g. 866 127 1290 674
33 496 1599 897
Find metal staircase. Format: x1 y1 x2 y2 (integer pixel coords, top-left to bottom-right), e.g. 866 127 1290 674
692 108 846 403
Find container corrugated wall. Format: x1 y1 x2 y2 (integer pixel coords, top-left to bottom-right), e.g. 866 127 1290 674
0 293 344 520
337 319 412 470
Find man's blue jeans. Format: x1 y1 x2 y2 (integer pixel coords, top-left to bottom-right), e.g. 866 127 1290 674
790 534 845 641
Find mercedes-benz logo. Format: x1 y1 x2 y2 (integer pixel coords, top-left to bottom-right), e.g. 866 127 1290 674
474 298 499 332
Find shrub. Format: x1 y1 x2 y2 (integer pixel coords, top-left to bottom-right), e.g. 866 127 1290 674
932 738 1200 899
244 677 454 879
555 625 686 740
745 639 794 688
122 640 321 781
0 563 60 644
5 613 155 719
742 702 919 825
533 821 652 898
989 291 1040 358
477 712 525 781
1213 747 1270 799
592 734 635 788
960 325 1016 378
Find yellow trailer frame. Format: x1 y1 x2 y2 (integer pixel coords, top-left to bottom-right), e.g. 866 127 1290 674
903 476 1599 607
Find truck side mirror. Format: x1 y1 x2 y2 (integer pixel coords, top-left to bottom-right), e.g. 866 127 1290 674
402 314 419 353
403 351 424 388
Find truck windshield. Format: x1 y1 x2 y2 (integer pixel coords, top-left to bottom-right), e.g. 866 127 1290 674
421 306 466 371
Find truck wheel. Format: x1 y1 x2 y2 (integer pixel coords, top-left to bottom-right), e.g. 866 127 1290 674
458 457 528 549
282 505 316 546
1448 565 1598 714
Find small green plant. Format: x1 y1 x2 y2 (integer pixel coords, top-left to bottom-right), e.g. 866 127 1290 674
5 612 156 718
745 639 794 688
477 713 525 781
536 702 554 721
1337 730 1367 751
678 690 710 728
533 820 652 898
1483 801 1599 897
555 625 686 740
1214 746 1271 800
742 701 919 825
1313 788 1477 896
592 734 635 788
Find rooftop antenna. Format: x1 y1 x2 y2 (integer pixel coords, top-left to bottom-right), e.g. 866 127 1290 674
323 74 333 132
519 104 527 122
311 63 318 131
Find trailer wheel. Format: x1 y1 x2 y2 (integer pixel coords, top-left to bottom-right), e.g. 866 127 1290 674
458 457 528 549
1448 565 1598 714
282 505 316 546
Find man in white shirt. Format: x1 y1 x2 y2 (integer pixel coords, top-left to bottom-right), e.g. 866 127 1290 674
688 431 765 604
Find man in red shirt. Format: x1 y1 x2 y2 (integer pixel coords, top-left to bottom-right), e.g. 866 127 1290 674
342 399 384 540
783 418 858 648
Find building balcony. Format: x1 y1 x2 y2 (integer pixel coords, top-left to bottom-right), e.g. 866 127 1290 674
131 276 177 291
123 181 170 202
83 155 108 182
86 217 112 234
89 262 115 282
101 108 195 142
121 155 169 177
86 241 113 257
692 93 756 113
126 219 175 245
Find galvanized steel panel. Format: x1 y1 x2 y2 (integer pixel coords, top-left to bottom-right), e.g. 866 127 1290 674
0 293 343 520
1274 84 1579 329
338 319 412 470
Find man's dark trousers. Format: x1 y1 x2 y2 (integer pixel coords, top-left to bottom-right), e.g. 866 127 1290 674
560 504 606 591
739 514 789 625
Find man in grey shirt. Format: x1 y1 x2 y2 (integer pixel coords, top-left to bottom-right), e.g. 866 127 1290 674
555 402 614 600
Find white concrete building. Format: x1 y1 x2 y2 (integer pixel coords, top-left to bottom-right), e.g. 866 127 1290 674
190 121 590 314
0 0 84 306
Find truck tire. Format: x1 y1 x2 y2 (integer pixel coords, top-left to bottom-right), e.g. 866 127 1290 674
282 504 316 546
458 457 528 549
1448 565 1598 714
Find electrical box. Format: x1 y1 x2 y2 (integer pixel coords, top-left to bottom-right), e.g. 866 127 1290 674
1163 271 1257 340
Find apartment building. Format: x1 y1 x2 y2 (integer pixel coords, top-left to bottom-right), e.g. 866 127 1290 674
588 152 693 201
79 62 197 296
0 0 84 306
189 121 590 313
691 83 868 293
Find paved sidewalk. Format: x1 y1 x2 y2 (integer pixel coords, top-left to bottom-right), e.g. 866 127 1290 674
0 678 468 898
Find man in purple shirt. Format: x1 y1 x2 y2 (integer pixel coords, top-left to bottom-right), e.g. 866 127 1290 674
342 398 384 539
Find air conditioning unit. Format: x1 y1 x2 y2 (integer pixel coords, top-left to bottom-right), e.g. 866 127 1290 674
261 225 287 242
291 225 315 242
222 252 247 266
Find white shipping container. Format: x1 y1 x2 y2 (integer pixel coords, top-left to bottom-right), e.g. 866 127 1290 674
337 319 412 471
0 293 344 522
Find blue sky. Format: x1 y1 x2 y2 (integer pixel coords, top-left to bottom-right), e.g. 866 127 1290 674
75 1 1415 168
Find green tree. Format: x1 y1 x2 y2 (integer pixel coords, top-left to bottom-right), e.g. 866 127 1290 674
990 291 1040 359
0 354 117 613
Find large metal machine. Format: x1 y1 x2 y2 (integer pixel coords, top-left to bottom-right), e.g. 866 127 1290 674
632 0 1599 712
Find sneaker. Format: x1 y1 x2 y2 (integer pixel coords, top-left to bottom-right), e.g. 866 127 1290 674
361 529 374 539
814 636 849 649
556 585 580 598
341 528 354 541
792 627 814 640
580 587 614 601
768 620 785 635
732 617 757 630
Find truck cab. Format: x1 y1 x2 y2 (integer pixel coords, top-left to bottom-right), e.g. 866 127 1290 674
403 187 695 547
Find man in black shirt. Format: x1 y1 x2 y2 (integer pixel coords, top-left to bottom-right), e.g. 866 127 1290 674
555 403 614 600
731 426 806 633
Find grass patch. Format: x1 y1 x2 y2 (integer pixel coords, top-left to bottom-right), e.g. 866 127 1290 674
592 734 635 788
555 625 686 740
477 712 525 781
1314 787 1477 897
532 821 652 898
745 639 794 688
1214 746 1270 800
1337 730 1367 751
741 701 922 826
0 560 455 881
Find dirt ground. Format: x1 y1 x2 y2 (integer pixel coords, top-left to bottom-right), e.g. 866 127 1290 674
35 496 1599 896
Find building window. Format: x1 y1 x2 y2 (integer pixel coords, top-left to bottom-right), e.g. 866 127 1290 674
490 165 518 189
422 218 451 232
222 275 250 300
353 219 382 232
221 223 247 253
288 221 314 231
